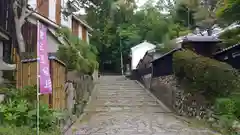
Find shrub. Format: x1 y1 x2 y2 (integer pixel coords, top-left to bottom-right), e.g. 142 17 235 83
173 50 240 99
0 126 60 135
56 27 99 74
218 27 240 48
215 98 237 115
0 86 37 103
0 99 59 130
0 86 63 131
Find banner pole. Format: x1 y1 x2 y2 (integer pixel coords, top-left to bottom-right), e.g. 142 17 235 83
37 20 40 135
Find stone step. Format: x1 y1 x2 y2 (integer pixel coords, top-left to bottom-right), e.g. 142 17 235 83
98 86 142 88
95 96 154 100
95 95 153 99
94 99 157 103
85 105 166 113
96 93 148 96
97 90 146 92
93 101 159 106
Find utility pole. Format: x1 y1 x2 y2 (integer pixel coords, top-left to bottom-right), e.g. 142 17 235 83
120 36 124 75
118 26 124 75
187 7 190 29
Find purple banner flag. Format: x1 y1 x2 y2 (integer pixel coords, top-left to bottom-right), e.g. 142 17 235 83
37 22 52 94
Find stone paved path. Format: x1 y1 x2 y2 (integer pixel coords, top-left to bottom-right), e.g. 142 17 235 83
68 75 216 135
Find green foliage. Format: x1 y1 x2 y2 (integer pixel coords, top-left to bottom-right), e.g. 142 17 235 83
56 27 99 74
219 27 240 48
174 3 195 28
0 86 62 131
214 97 240 134
85 0 187 71
218 114 238 134
173 50 240 99
0 86 36 103
216 0 240 24
215 98 237 115
0 126 60 135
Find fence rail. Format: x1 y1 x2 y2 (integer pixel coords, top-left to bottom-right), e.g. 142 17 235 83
16 57 66 110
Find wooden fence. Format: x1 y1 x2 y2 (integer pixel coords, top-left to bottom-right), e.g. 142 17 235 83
16 56 66 110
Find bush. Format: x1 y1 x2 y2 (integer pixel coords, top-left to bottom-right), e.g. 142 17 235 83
0 86 37 103
0 99 60 131
173 50 240 99
215 98 237 115
0 86 63 131
219 27 240 48
0 126 60 135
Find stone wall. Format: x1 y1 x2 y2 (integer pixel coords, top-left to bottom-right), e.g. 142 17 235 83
150 75 214 120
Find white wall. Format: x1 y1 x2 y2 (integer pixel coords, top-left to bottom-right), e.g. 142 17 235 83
78 25 83 39
49 0 56 22
47 32 60 53
131 45 156 70
86 31 89 44
28 0 37 9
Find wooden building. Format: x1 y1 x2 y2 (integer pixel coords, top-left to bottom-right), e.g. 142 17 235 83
214 43 240 69
181 36 221 57
0 0 17 84
151 48 181 78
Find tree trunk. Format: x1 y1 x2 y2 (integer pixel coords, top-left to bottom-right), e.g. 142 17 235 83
13 0 27 58
15 18 26 54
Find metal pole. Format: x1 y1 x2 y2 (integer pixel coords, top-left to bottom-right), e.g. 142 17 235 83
36 21 40 135
120 36 124 75
188 7 190 29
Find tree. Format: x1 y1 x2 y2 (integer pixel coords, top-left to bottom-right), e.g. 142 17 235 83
178 0 220 35
12 0 30 55
56 27 98 73
217 0 240 24
84 0 191 72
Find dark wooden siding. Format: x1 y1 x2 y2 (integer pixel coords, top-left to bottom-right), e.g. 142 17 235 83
152 54 173 78
72 18 79 37
37 0 49 18
214 45 240 69
82 25 87 41
0 0 14 34
0 0 16 63
21 21 37 58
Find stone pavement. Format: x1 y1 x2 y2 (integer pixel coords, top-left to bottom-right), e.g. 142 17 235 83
67 75 216 135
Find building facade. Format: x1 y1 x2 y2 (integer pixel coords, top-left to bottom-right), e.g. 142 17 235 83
0 0 93 83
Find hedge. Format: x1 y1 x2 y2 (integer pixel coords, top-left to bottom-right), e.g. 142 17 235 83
173 50 240 99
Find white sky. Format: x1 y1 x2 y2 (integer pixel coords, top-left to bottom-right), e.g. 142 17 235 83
136 0 156 7
136 0 147 7
75 0 157 15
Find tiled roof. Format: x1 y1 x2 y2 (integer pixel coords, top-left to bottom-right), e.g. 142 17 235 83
151 48 181 63
214 43 240 55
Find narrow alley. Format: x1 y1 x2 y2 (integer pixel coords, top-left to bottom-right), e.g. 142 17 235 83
68 75 216 135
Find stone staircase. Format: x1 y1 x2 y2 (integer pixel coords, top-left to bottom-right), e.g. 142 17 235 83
67 75 217 135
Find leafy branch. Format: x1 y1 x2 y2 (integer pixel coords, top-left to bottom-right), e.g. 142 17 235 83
56 27 98 74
